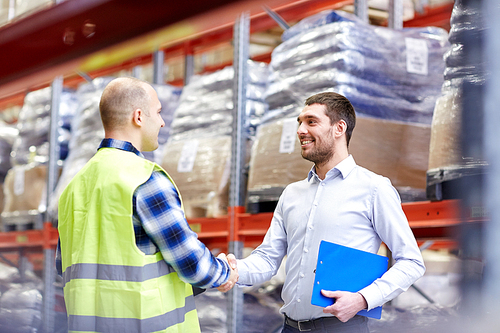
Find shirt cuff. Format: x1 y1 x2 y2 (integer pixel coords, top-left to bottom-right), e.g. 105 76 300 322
235 259 253 287
358 284 384 311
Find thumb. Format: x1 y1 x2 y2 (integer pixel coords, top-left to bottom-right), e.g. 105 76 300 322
321 290 340 299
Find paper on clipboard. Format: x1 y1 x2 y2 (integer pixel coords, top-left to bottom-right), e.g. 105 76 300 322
311 240 388 319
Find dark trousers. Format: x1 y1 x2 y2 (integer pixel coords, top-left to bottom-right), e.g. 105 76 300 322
281 315 369 333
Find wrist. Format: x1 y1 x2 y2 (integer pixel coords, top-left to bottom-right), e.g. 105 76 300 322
357 292 368 310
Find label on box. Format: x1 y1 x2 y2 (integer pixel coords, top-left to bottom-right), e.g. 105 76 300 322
178 140 199 173
280 118 298 154
405 38 428 75
14 167 25 196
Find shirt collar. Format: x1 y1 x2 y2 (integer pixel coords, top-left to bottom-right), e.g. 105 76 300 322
307 155 356 182
98 138 144 157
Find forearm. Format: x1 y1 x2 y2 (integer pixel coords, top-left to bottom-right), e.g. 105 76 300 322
158 230 231 288
137 171 231 289
237 254 279 286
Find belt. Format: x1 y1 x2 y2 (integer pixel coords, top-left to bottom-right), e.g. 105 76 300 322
284 315 341 332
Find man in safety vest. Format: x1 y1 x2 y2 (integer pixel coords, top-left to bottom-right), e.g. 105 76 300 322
57 77 238 333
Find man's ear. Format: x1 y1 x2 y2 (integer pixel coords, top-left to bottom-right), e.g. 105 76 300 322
132 108 143 127
334 120 347 138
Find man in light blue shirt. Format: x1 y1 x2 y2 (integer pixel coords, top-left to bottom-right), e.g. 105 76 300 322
224 92 425 332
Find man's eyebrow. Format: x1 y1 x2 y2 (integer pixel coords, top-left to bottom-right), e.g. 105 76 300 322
298 114 318 122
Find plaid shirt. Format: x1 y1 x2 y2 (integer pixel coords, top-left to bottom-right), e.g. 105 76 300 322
56 139 230 288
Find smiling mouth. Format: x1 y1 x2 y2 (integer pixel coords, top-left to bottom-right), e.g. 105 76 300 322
300 139 314 147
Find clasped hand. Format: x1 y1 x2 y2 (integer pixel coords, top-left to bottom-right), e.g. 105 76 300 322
321 290 368 323
216 253 238 292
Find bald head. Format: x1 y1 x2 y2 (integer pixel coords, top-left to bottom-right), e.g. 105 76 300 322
99 77 152 131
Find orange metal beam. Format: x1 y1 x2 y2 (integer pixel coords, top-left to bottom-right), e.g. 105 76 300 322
0 92 25 110
0 200 476 272
184 200 481 251
403 3 454 30
402 200 484 241
0 222 58 251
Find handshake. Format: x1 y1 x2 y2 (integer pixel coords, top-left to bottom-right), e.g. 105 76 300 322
216 253 238 293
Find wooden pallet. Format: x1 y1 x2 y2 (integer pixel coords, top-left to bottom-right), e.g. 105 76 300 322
426 165 487 201
0 211 44 232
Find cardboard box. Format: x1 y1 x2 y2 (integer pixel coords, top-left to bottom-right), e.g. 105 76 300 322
248 116 431 200
160 136 232 219
2 164 47 213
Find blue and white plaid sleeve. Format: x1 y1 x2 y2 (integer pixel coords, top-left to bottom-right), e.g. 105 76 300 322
135 170 231 288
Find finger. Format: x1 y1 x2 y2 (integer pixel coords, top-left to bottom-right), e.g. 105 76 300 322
321 290 339 298
218 281 233 293
217 283 226 292
227 254 237 269
217 253 228 261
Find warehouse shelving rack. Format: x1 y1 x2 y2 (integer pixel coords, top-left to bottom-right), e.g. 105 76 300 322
0 0 466 332
0 200 484 270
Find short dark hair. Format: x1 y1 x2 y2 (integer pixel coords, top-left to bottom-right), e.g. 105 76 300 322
305 92 356 146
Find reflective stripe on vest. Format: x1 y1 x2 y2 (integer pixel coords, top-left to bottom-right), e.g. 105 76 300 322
68 295 196 333
62 261 176 287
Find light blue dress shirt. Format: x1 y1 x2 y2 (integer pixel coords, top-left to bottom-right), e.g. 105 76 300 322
237 155 425 321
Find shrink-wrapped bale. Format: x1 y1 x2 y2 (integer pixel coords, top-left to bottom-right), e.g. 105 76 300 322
427 0 487 182
247 10 447 206
1 87 74 227
0 123 17 215
0 263 43 333
426 0 490 200
10 86 77 166
266 10 449 125
428 93 462 170
168 61 269 141
161 61 269 218
0 124 17 182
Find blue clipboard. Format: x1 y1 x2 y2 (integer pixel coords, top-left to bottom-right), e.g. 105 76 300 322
311 240 388 319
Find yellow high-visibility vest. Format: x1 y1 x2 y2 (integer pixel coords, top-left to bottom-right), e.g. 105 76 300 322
58 147 200 333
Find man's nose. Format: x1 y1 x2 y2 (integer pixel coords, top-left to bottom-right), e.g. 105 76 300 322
297 122 307 135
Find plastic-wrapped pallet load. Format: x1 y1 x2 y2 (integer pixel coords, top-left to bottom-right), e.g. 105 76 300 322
0 123 18 215
47 77 182 220
10 86 76 166
427 0 487 199
0 262 43 333
247 10 449 208
248 115 432 208
0 123 17 181
1 87 77 231
160 61 269 219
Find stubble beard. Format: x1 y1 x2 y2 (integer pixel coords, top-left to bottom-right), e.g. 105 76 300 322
301 144 334 165
300 129 335 165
